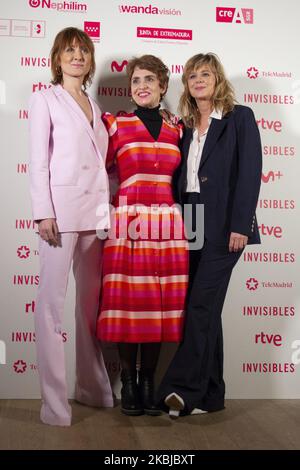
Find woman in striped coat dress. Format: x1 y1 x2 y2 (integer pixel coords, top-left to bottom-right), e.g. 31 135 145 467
96 55 188 416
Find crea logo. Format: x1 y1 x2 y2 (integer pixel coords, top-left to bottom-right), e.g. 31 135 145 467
13 359 27 373
17 245 30 259
111 60 128 73
84 21 100 39
28 0 88 13
216 7 254 24
246 278 259 291
247 67 259 79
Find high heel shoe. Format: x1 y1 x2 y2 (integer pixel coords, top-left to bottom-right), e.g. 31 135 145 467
164 393 185 419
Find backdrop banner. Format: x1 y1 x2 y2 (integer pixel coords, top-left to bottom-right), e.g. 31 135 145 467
0 0 299 399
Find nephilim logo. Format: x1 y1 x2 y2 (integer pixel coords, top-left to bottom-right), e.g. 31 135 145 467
28 0 87 13
0 340 6 365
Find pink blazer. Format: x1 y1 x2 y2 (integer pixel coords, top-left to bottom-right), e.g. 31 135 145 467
28 84 110 232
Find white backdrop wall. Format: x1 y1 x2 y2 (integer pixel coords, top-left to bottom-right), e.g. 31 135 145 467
0 0 299 399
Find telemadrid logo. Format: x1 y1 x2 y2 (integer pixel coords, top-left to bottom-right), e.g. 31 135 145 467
13 360 27 373
17 246 30 259
246 278 259 291
247 67 259 79
28 0 88 12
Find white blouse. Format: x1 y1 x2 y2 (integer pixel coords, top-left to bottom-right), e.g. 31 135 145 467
186 108 222 193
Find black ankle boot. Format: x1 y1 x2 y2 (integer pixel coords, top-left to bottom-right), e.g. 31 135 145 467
139 370 161 416
120 370 144 416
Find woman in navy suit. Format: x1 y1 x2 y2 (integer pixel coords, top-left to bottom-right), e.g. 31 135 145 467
157 53 262 418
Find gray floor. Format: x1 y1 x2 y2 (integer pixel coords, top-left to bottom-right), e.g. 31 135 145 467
0 399 299 450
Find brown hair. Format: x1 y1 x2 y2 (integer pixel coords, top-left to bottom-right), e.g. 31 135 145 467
126 54 170 100
50 27 95 90
179 53 236 128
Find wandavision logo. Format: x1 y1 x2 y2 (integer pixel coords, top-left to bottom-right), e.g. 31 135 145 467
28 0 87 13
216 7 254 24
111 60 128 72
118 4 182 16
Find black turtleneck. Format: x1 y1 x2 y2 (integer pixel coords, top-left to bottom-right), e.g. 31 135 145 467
134 105 163 141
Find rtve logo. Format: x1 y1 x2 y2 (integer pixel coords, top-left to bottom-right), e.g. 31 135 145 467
111 60 128 72
247 67 259 79
216 7 254 24
258 224 283 238
84 21 100 39
246 278 259 291
255 332 282 347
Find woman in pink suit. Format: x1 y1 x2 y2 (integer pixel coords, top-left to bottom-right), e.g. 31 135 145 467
28 27 114 426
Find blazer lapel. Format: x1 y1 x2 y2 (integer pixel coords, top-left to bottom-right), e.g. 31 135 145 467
53 85 102 160
200 117 228 168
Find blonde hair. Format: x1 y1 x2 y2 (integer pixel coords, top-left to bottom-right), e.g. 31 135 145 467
179 53 236 128
126 55 170 101
50 27 95 90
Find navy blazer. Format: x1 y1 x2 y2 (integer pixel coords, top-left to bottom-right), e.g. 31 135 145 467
174 105 262 245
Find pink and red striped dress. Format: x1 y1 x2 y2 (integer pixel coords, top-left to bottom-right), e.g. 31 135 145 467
96 112 189 343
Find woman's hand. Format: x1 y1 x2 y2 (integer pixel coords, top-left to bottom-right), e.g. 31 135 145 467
38 218 59 246
229 232 248 252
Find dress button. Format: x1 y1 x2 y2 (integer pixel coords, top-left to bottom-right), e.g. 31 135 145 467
154 162 159 168
82 165 89 170
153 142 158 148
84 190 89 195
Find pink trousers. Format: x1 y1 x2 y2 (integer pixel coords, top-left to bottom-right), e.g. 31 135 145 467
35 231 114 426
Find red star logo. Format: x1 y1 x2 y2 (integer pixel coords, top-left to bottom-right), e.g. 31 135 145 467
13 360 27 373
247 67 259 79
246 278 259 291
17 245 30 259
